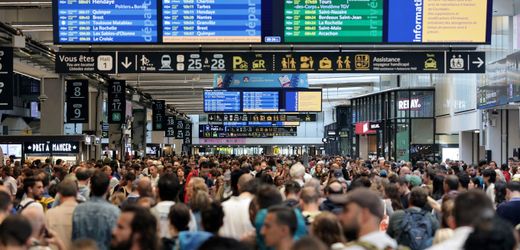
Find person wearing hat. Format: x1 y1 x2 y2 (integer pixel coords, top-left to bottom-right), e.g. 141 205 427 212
331 188 398 249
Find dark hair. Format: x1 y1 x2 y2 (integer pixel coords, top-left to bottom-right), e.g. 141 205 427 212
482 169 496 183
0 191 11 211
267 205 298 236
457 173 470 189
256 185 283 209
311 212 345 246
445 175 459 191
124 172 136 182
470 177 483 189
122 205 158 250
57 180 78 197
494 181 507 205
22 176 41 195
409 187 428 208
230 169 247 196
384 183 403 211
201 201 224 234
168 203 191 232
0 215 32 247
454 190 494 227
198 236 251 250
432 175 445 200
291 236 328 250
284 180 301 196
157 173 180 201
500 163 509 171
300 187 319 204
350 177 371 191
507 181 520 192
464 216 516 250
90 171 110 197
75 168 91 181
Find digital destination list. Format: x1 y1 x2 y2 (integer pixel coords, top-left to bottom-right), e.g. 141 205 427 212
162 0 262 43
284 0 384 43
57 0 158 43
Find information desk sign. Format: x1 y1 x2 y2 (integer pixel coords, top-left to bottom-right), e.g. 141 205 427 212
108 80 126 124
0 47 13 110
66 80 89 123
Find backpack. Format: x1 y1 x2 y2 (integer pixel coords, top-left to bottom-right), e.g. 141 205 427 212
396 210 434 250
15 200 35 213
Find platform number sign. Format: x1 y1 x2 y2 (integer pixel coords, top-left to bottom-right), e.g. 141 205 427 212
152 100 166 131
0 48 13 110
66 80 89 123
183 122 192 145
175 119 185 139
165 116 176 137
108 80 126 124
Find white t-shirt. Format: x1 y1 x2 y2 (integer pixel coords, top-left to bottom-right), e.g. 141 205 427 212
151 201 175 238
342 231 398 250
219 193 255 240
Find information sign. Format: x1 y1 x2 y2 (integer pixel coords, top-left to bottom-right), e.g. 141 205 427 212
0 48 13 110
152 100 165 131
108 80 126 124
66 80 89 123
242 91 279 112
204 90 241 112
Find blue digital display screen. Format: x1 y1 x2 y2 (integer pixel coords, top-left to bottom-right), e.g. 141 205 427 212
204 90 241 112
162 0 262 43
285 91 298 112
56 0 158 43
242 91 279 112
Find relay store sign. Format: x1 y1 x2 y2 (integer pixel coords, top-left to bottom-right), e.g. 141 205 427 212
355 122 378 135
24 142 80 154
398 98 422 110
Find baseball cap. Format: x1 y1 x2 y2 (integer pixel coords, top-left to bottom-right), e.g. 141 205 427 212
329 188 384 220
379 170 388 177
406 175 422 187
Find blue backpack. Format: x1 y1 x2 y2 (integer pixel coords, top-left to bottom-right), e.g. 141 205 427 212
397 210 433 250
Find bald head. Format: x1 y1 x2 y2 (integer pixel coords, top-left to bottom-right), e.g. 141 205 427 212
400 167 411 177
327 182 344 195
237 174 253 194
137 177 153 197
21 206 45 238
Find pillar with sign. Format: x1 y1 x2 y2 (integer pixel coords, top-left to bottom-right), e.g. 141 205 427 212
41 77 65 135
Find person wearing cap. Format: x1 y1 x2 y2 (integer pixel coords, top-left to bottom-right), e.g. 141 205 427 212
331 188 398 249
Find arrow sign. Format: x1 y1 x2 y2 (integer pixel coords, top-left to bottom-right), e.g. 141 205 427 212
472 57 484 68
121 57 132 69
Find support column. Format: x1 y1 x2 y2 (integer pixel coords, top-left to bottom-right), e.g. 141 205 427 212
87 89 104 160
40 77 64 135
131 108 147 156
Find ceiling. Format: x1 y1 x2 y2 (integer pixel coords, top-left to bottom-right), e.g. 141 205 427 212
0 0 513 114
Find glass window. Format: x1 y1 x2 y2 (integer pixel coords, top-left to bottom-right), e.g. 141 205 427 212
396 119 410 161
410 91 435 117
411 119 434 144
397 91 410 118
390 92 396 119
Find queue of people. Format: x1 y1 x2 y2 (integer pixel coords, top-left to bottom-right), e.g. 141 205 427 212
0 155 519 250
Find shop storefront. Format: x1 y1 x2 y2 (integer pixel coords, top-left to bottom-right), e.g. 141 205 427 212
349 88 436 162
0 135 85 164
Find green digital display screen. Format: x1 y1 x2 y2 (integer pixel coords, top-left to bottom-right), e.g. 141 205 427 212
284 0 384 43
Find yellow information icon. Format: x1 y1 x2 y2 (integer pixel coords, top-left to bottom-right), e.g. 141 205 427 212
281 55 297 70
233 56 248 71
319 57 333 71
424 56 438 71
355 54 370 70
300 56 314 70
337 56 352 71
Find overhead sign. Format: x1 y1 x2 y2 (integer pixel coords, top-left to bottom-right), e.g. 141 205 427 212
242 91 279 112
0 47 13 110
208 113 316 123
54 0 158 44
165 116 176 138
152 100 165 131
66 80 89 123
355 122 377 135
108 80 126 124
183 122 192 145
24 141 80 154
58 51 485 74
204 90 241 112
101 123 109 138
55 52 116 73
199 124 298 138
398 98 422 110
369 122 382 130
214 74 308 88
285 90 322 112
175 119 185 139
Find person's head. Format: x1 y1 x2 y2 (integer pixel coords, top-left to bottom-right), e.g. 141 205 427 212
0 215 32 248
506 181 520 200
237 174 254 194
186 177 208 201
441 195 456 229
253 161 262 173
176 167 185 179
256 185 283 209
482 169 497 184
489 161 497 169
331 188 384 240
168 203 191 234
290 236 328 250
399 166 411 177
325 181 344 196
76 167 91 183
124 172 136 186
137 177 153 197
468 176 483 190
457 173 470 190
299 186 319 207
289 163 305 181
0 191 12 219
501 163 509 172
111 205 158 250
57 179 78 198
396 176 410 195
201 201 224 234
311 212 346 246
102 165 112 176
453 190 494 227
198 236 251 250
444 175 459 193
90 171 111 197
464 216 517 250
22 176 44 200
409 187 428 208
149 165 158 177
261 205 297 248
157 173 180 202
20 206 45 239
284 180 302 198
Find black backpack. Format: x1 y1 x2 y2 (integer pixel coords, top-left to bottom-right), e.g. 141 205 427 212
15 200 35 214
396 209 434 250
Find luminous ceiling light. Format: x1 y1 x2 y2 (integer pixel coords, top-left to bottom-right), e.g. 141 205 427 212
0 1 51 5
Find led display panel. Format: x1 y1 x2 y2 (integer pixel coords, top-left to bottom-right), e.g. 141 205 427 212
204 90 241 112
285 90 322 112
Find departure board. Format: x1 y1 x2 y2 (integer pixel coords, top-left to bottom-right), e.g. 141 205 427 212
285 90 322 112
284 0 384 43
204 90 241 112
162 0 262 43
243 91 279 112
56 0 158 43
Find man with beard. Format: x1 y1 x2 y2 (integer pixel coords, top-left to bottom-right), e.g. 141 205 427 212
111 205 158 250
18 176 44 212
331 188 398 249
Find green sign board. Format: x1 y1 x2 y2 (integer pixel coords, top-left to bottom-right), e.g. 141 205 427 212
284 0 384 43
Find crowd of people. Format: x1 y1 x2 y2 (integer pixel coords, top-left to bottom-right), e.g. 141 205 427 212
0 154 519 250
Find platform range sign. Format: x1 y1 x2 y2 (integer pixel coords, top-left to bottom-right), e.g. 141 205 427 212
56 51 486 74
0 47 13 110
